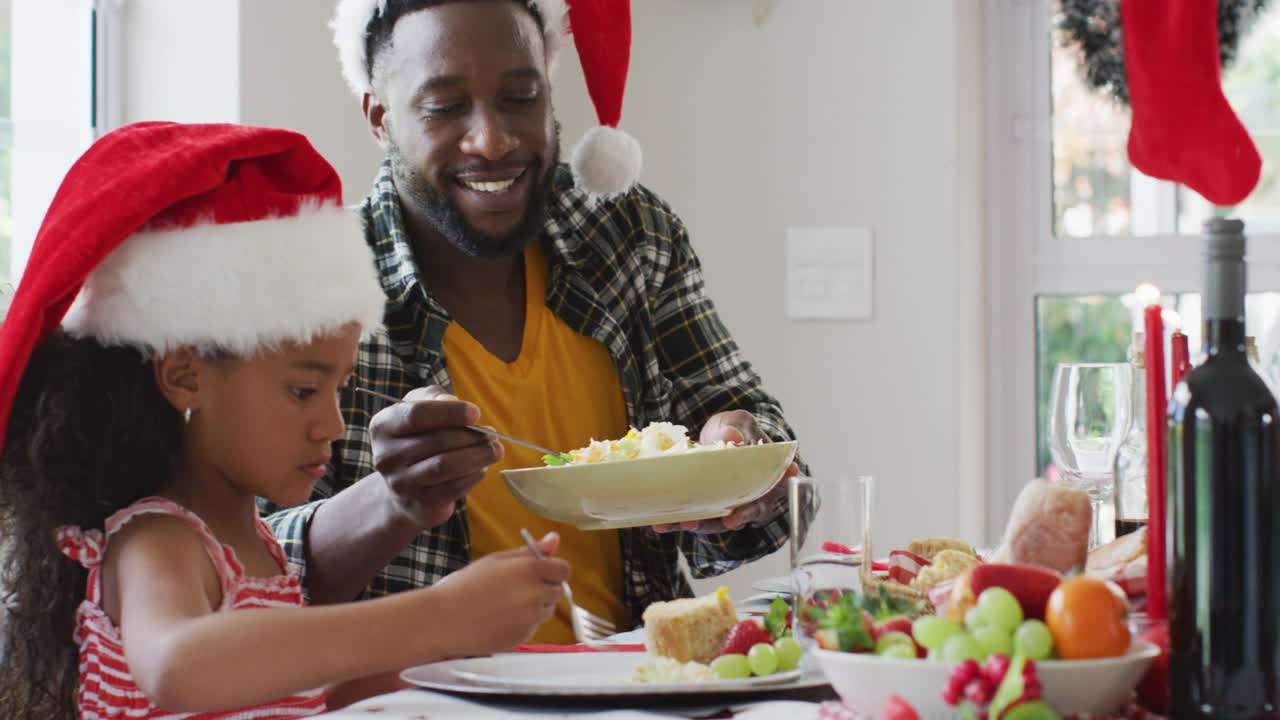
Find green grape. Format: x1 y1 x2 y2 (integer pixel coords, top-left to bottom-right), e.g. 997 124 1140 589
941 632 983 663
965 606 985 632
972 624 1014 659
874 631 915 654
879 643 918 659
774 637 803 671
976 587 1024 632
747 643 779 676
1013 619 1055 661
912 615 963 651
710 654 751 679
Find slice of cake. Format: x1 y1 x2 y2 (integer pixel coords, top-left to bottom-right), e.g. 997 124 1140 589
642 586 738 664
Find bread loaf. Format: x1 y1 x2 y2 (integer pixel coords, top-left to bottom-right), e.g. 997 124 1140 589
991 479 1091 573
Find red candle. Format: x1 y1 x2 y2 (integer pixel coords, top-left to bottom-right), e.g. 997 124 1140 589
1171 332 1190 386
1143 306 1168 620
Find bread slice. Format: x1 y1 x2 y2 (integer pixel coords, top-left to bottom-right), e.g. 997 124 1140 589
1087 527 1146 573
907 537 977 561
642 586 737 664
910 548 982 590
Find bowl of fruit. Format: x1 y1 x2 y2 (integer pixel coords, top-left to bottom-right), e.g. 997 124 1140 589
807 565 1161 718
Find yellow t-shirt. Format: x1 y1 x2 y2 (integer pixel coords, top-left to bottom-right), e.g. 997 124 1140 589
442 241 631 644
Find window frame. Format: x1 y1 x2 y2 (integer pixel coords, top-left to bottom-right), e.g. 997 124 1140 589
983 0 1280 522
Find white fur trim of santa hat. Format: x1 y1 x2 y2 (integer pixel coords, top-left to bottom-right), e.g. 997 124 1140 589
570 125 643 198
62 203 386 357
332 0 568 98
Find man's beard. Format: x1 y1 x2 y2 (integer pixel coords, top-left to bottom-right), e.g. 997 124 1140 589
387 126 560 259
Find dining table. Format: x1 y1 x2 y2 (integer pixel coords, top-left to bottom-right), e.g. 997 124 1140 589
316 624 851 720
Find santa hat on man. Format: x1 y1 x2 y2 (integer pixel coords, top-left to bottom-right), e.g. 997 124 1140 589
331 0 642 197
0 121 386 449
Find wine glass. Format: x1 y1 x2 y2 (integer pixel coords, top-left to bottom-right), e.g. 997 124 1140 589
1048 362 1132 549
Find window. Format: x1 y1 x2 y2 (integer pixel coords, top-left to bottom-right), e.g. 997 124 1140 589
0 0 11 289
7 0 103 288
984 1 1280 523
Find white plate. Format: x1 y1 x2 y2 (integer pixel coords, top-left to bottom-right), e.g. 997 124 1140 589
738 592 788 611
501 442 797 530
401 652 827 698
816 641 1161 717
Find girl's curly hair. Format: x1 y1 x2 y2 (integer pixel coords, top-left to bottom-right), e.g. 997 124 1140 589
0 330 182 719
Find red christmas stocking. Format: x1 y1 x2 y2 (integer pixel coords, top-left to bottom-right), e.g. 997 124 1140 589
1122 0 1262 207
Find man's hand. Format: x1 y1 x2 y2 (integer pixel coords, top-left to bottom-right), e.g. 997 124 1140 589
652 410 799 534
369 385 502 529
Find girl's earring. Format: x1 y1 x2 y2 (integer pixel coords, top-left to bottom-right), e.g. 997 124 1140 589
183 408 193 425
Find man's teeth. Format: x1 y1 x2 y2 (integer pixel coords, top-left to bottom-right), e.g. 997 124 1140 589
460 178 516 193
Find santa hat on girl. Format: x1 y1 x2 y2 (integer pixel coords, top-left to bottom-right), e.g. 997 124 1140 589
0 121 385 448
331 0 642 197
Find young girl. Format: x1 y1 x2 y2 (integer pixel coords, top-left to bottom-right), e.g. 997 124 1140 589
0 122 569 719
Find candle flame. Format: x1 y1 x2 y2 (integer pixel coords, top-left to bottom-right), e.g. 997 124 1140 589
1135 283 1161 307
1162 308 1182 331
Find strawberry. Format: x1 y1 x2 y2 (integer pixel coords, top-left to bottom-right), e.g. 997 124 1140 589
874 615 925 657
717 620 773 657
873 616 915 639
813 628 840 650
884 693 921 720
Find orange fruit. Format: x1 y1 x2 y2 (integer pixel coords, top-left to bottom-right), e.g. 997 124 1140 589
1045 576 1130 659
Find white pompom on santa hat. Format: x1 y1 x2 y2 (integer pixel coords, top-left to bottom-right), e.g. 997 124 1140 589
330 0 641 197
0 121 385 447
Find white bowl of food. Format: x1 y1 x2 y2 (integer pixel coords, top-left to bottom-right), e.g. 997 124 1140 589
501 423 797 530
814 642 1160 718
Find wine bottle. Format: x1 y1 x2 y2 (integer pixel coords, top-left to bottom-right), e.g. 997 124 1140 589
1113 332 1148 539
1168 218 1280 718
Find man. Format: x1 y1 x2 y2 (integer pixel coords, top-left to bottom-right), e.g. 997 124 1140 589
264 0 804 643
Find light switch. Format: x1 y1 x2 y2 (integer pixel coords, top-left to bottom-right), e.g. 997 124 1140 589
785 227 873 320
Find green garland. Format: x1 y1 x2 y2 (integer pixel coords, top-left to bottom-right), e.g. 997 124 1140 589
1056 0 1272 105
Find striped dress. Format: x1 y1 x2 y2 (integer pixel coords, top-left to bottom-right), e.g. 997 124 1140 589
56 497 326 719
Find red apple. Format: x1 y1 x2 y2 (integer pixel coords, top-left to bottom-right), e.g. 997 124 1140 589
967 563 1063 620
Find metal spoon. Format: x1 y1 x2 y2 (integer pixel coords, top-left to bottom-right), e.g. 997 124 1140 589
354 387 573 463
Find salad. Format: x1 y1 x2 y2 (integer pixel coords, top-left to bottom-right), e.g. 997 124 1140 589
542 422 735 466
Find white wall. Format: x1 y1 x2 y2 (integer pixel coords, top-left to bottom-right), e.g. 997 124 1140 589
238 1 380 205
119 0 240 124
32 0 989 603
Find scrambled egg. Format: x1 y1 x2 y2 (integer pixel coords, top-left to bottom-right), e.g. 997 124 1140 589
631 656 718 684
565 422 731 465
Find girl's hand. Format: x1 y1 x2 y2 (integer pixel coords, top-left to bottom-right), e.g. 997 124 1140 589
432 532 570 656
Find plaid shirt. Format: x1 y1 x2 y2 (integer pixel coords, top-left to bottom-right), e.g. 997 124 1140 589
262 161 802 624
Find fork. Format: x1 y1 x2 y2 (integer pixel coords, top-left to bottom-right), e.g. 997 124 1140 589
519 527 618 647
355 387 573 463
